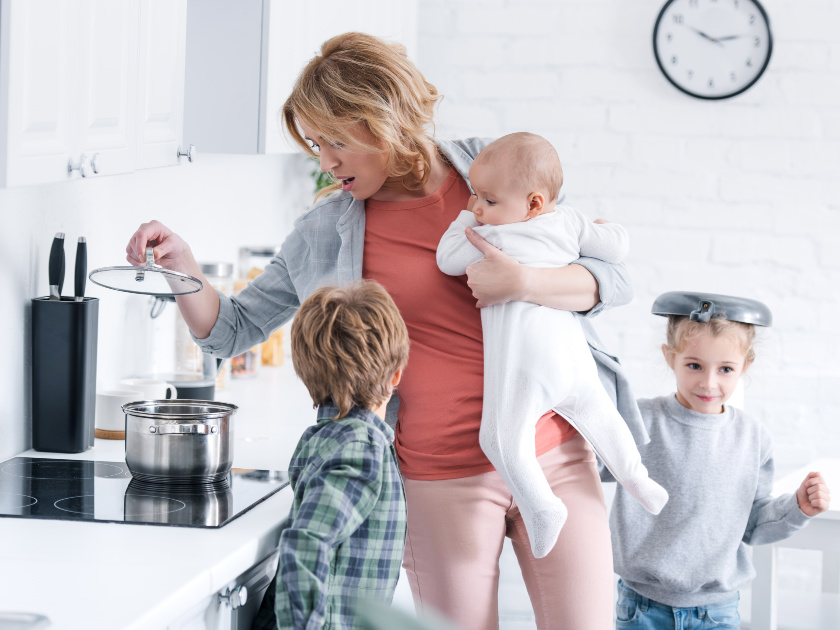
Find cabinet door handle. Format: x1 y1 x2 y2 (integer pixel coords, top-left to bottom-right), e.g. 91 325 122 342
68 154 100 178
177 144 197 162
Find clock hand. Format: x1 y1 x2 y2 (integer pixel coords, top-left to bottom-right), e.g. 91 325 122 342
687 25 723 46
717 34 746 41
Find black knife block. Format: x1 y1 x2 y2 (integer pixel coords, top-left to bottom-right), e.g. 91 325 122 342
31 297 99 453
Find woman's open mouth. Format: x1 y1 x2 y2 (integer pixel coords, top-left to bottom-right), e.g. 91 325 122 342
339 177 355 192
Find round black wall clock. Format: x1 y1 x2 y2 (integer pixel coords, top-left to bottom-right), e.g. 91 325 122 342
653 0 773 100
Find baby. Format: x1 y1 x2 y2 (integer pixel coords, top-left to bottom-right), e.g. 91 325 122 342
437 132 668 558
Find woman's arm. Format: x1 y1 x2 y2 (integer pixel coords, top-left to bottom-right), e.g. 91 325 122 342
463 227 632 313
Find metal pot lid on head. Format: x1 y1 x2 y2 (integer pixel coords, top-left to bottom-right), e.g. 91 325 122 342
651 291 773 327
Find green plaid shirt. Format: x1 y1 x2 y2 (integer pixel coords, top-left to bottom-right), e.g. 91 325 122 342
256 403 406 630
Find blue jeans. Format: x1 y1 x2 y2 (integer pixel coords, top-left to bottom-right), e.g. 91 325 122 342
615 579 741 629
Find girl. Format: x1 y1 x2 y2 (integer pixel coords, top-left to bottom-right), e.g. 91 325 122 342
126 33 640 629
605 291 831 629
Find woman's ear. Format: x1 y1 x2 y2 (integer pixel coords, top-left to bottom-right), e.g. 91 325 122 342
661 344 675 369
526 192 545 219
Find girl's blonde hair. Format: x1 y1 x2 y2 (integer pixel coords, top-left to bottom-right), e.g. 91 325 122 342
291 281 410 420
282 32 442 200
664 315 756 366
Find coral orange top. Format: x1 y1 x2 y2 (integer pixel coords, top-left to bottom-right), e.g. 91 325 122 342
362 167 576 481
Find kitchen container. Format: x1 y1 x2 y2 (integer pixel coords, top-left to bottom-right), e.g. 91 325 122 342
31 296 99 453
123 400 237 485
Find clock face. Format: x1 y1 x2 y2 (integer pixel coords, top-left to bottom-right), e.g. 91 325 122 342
653 0 773 100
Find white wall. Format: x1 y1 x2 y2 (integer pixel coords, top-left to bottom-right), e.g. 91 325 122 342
0 153 313 461
417 0 840 476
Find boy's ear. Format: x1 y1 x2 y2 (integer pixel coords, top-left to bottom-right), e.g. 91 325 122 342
661 344 675 369
391 369 403 387
526 192 545 219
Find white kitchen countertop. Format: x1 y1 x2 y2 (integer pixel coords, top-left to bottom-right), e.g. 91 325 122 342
0 362 318 630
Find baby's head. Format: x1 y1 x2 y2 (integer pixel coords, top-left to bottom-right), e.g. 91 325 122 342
468 132 563 226
661 316 756 414
291 281 409 420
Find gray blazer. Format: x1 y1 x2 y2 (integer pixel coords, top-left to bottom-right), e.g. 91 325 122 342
195 137 649 445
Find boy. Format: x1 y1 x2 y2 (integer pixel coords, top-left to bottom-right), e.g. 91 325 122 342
254 281 409 629
437 132 668 558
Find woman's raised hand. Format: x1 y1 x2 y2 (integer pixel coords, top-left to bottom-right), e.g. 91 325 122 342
126 220 194 272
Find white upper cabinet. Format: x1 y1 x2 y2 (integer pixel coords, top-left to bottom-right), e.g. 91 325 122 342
183 0 418 155
136 0 186 169
0 0 187 188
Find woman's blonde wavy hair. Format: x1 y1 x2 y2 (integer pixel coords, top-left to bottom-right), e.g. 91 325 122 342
282 32 442 201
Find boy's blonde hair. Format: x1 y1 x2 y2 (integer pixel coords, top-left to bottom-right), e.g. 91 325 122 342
291 281 410 420
282 32 442 200
664 315 756 366
473 132 564 202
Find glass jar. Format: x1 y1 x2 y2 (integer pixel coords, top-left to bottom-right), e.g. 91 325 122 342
199 262 235 387
237 247 284 368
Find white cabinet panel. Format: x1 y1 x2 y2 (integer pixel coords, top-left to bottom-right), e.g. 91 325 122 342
1 0 77 186
136 0 186 169
77 0 138 176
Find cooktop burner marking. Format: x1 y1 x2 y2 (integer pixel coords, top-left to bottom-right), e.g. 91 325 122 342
0 493 38 509
54 494 187 517
1 460 126 480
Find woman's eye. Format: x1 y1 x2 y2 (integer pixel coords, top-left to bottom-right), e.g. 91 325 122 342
306 139 320 152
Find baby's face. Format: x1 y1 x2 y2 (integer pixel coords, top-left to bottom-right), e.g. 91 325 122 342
468 160 530 226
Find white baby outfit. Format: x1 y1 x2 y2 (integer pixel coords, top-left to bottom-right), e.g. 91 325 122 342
437 207 669 558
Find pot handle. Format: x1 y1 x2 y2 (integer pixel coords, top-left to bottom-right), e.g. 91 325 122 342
150 424 218 435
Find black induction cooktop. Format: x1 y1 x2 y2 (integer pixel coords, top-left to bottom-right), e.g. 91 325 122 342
0 457 289 529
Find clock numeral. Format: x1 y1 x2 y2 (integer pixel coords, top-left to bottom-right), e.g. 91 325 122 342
687 70 694 80
746 58 753 67
731 72 737 81
667 33 673 42
749 14 756 24
708 78 715 88
672 14 684 24
671 55 678 64
754 36 761 47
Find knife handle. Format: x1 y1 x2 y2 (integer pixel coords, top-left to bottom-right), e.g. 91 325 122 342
48 233 65 299
75 237 87 301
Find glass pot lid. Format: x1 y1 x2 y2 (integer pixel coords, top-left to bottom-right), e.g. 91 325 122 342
88 247 203 296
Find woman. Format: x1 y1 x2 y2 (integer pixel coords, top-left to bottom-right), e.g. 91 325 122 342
127 32 641 630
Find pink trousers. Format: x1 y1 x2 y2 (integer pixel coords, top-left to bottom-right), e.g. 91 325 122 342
401 434 614 630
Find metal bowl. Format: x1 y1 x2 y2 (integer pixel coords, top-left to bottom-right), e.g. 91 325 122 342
123 400 238 484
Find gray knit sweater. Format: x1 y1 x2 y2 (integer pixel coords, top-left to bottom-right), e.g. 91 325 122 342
603 394 811 607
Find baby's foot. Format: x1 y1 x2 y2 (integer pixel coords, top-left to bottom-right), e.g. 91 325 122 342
624 476 669 515
525 501 568 559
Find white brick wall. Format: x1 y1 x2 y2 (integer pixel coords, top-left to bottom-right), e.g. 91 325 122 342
417 0 840 476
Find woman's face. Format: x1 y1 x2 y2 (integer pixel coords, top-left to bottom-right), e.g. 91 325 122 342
298 119 390 201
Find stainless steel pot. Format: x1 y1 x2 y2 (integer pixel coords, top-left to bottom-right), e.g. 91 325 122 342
123 400 237 484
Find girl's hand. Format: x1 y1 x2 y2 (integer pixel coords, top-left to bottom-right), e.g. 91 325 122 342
126 220 194 273
464 227 525 308
796 471 831 517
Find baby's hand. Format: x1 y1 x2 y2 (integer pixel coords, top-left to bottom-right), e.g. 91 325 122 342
594 218 610 224
796 471 831 517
